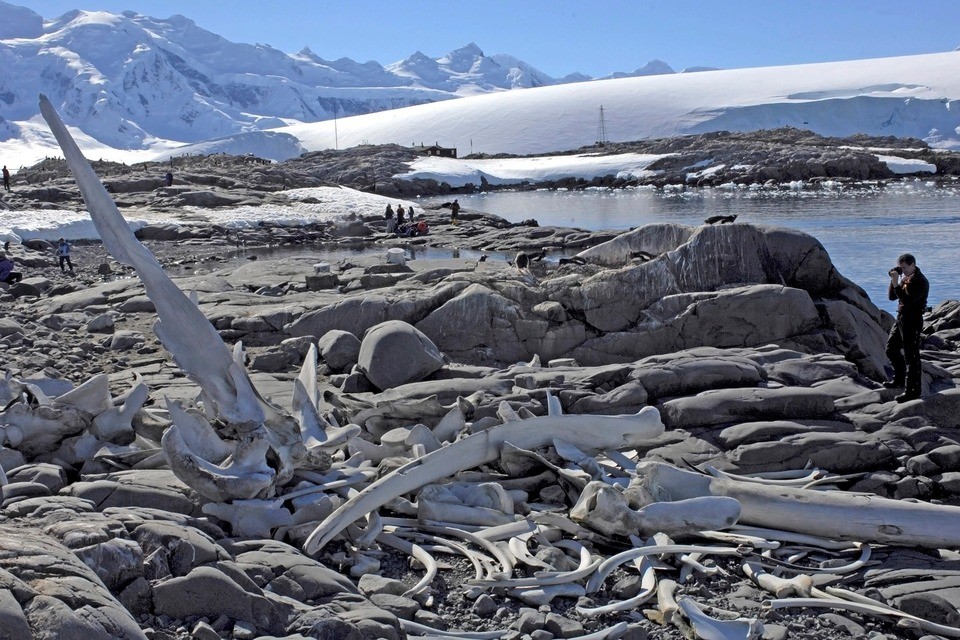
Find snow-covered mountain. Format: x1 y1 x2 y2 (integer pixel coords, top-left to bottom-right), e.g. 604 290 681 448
0 2 601 167
273 51 960 158
2 1 959 169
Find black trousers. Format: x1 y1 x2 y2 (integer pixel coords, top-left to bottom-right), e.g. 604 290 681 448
886 312 923 391
59 255 73 271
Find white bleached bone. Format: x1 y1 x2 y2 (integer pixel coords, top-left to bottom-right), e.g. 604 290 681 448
678 552 719 583
90 382 149 444
40 95 265 428
586 544 745 594
545 390 563 416
760 541 871 575
54 373 112 415
402 543 437 599
553 439 605 479
508 535 553 570
509 582 585 606
496 401 523 423
418 483 517 528
634 461 960 548
431 406 467 443
293 379 359 455
420 523 515 579
657 578 680 625
468 542 600 590
294 346 361 453
742 561 813 598
161 425 276 502
678 596 764 640
725 525 851 551
705 465 823 487
572 481 740 538
0 403 88 457
399 618 508 639
304 406 664 553
382 529 487 583
203 498 293 538
577 556 657 616
764 586 960 639
165 399 232 463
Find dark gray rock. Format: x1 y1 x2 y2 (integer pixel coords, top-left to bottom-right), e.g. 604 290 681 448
317 329 362 372
357 320 445 390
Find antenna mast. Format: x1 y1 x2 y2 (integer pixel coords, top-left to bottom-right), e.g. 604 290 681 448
596 105 608 146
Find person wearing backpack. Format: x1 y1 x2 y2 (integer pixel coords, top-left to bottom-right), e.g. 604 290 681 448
56 238 75 273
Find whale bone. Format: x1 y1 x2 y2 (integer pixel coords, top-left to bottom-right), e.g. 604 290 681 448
40 94 265 428
677 596 764 640
634 460 960 548
161 425 276 502
90 382 149 444
304 405 664 554
203 498 293 538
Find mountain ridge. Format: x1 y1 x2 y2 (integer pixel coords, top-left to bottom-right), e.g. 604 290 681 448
2 2 959 170
0 1 702 167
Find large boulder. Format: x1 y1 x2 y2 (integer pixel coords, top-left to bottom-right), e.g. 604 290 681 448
317 329 362 372
357 321 446 390
557 224 875 333
285 283 466 340
575 223 695 267
572 284 821 365
415 283 532 363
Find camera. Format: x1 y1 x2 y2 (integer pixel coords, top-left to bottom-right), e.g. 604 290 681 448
892 266 903 275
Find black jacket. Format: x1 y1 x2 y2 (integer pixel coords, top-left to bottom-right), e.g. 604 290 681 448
889 267 929 316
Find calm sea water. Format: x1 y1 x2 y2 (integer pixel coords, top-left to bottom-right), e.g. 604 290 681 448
427 182 960 311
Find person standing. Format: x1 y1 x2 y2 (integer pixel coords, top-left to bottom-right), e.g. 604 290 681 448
384 204 394 221
2 166 10 192
0 251 22 284
450 198 461 224
396 204 406 226
56 237 75 273
884 253 929 402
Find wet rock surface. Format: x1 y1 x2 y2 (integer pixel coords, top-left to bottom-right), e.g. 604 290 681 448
2 183 960 639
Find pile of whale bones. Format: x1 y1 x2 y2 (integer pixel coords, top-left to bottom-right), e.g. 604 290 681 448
2 96 960 640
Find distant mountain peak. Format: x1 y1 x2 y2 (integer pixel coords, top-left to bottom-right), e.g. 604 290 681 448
0 1 729 167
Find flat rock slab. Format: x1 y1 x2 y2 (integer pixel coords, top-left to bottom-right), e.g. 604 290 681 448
660 386 837 429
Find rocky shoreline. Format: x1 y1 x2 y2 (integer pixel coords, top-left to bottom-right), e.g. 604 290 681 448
1 204 960 639
2 128 959 208
2 121 960 639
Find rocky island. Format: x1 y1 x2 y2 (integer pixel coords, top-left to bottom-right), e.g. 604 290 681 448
1 115 960 640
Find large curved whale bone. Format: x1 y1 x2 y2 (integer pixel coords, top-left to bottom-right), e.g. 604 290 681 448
634 461 960 548
161 424 276 501
303 406 664 554
39 94 264 428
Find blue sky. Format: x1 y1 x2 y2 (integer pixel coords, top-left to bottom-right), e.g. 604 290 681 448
15 0 960 77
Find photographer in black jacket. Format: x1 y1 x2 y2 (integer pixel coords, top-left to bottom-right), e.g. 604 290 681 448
883 253 929 402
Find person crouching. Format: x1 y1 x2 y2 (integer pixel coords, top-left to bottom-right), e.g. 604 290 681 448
0 252 23 284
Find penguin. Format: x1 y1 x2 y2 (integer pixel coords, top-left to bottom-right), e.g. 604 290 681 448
704 214 738 225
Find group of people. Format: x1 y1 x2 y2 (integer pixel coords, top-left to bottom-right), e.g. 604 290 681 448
384 203 429 236
0 238 75 286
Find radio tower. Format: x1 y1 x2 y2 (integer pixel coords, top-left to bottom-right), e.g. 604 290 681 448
596 105 608 146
